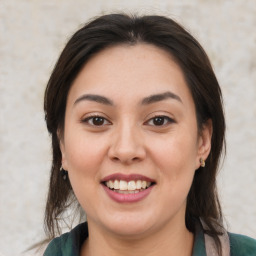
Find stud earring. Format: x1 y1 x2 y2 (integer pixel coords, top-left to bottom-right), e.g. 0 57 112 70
200 158 205 167
60 166 68 180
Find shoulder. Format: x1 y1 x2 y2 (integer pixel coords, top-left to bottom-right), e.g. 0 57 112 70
229 232 256 256
43 222 88 256
43 232 70 256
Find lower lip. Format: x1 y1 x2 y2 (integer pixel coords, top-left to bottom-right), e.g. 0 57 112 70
102 184 154 203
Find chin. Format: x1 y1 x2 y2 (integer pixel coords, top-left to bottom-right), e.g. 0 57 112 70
99 213 155 238
108 224 152 238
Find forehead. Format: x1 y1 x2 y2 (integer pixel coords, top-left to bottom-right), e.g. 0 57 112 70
68 43 193 108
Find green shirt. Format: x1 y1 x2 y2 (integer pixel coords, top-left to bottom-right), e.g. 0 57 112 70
44 222 256 256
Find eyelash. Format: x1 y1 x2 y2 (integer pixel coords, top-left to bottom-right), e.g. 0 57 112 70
145 115 175 126
81 115 112 126
81 114 175 127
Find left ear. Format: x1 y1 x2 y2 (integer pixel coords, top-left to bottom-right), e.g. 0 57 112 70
196 119 212 169
58 128 68 171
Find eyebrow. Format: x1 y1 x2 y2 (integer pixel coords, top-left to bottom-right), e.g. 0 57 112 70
141 91 182 105
74 94 114 106
73 91 182 107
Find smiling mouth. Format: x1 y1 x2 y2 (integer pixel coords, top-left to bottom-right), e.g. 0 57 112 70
103 179 155 194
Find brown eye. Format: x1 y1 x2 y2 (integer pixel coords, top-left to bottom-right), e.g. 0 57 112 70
92 117 105 126
82 116 111 126
152 116 165 126
146 115 175 126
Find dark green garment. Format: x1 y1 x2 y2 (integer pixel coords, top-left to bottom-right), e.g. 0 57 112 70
44 222 256 256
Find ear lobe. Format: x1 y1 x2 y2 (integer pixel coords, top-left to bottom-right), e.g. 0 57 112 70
197 119 212 167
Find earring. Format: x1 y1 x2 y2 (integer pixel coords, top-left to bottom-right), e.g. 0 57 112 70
60 166 68 180
200 158 205 167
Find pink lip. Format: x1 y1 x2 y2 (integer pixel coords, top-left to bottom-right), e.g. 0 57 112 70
101 173 155 182
101 173 156 203
102 184 155 203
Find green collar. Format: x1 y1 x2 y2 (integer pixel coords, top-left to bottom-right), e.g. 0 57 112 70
44 221 207 256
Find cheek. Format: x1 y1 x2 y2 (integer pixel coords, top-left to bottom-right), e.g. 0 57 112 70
149 132 198 174
64 128 107 171
63 135 106 211
153 140 196 203
148 133 198 199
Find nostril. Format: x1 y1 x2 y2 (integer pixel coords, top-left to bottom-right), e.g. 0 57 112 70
112 157 120 162
110 156 140 162
111 156 142 165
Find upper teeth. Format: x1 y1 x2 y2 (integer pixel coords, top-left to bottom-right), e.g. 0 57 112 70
105 180 152 191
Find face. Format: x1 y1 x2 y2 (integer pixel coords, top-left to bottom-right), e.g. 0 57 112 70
60 44 211 238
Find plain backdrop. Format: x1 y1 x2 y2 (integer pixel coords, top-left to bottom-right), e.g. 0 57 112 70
0 0 255 255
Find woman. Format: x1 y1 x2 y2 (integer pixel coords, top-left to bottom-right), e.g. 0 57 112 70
43 14 256 255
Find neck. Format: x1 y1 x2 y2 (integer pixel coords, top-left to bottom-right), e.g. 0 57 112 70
81 219 194 256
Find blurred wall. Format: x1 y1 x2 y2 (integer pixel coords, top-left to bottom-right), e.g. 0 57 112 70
0 0 255 255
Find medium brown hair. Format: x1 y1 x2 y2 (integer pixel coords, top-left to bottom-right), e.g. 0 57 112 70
44 13 226 254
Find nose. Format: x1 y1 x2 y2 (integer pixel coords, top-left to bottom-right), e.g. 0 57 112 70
108 122 146 164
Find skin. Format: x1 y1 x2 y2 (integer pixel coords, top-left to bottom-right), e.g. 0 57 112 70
60 44 212 256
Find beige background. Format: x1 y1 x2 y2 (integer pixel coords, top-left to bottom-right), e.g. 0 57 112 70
0 0 255 255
